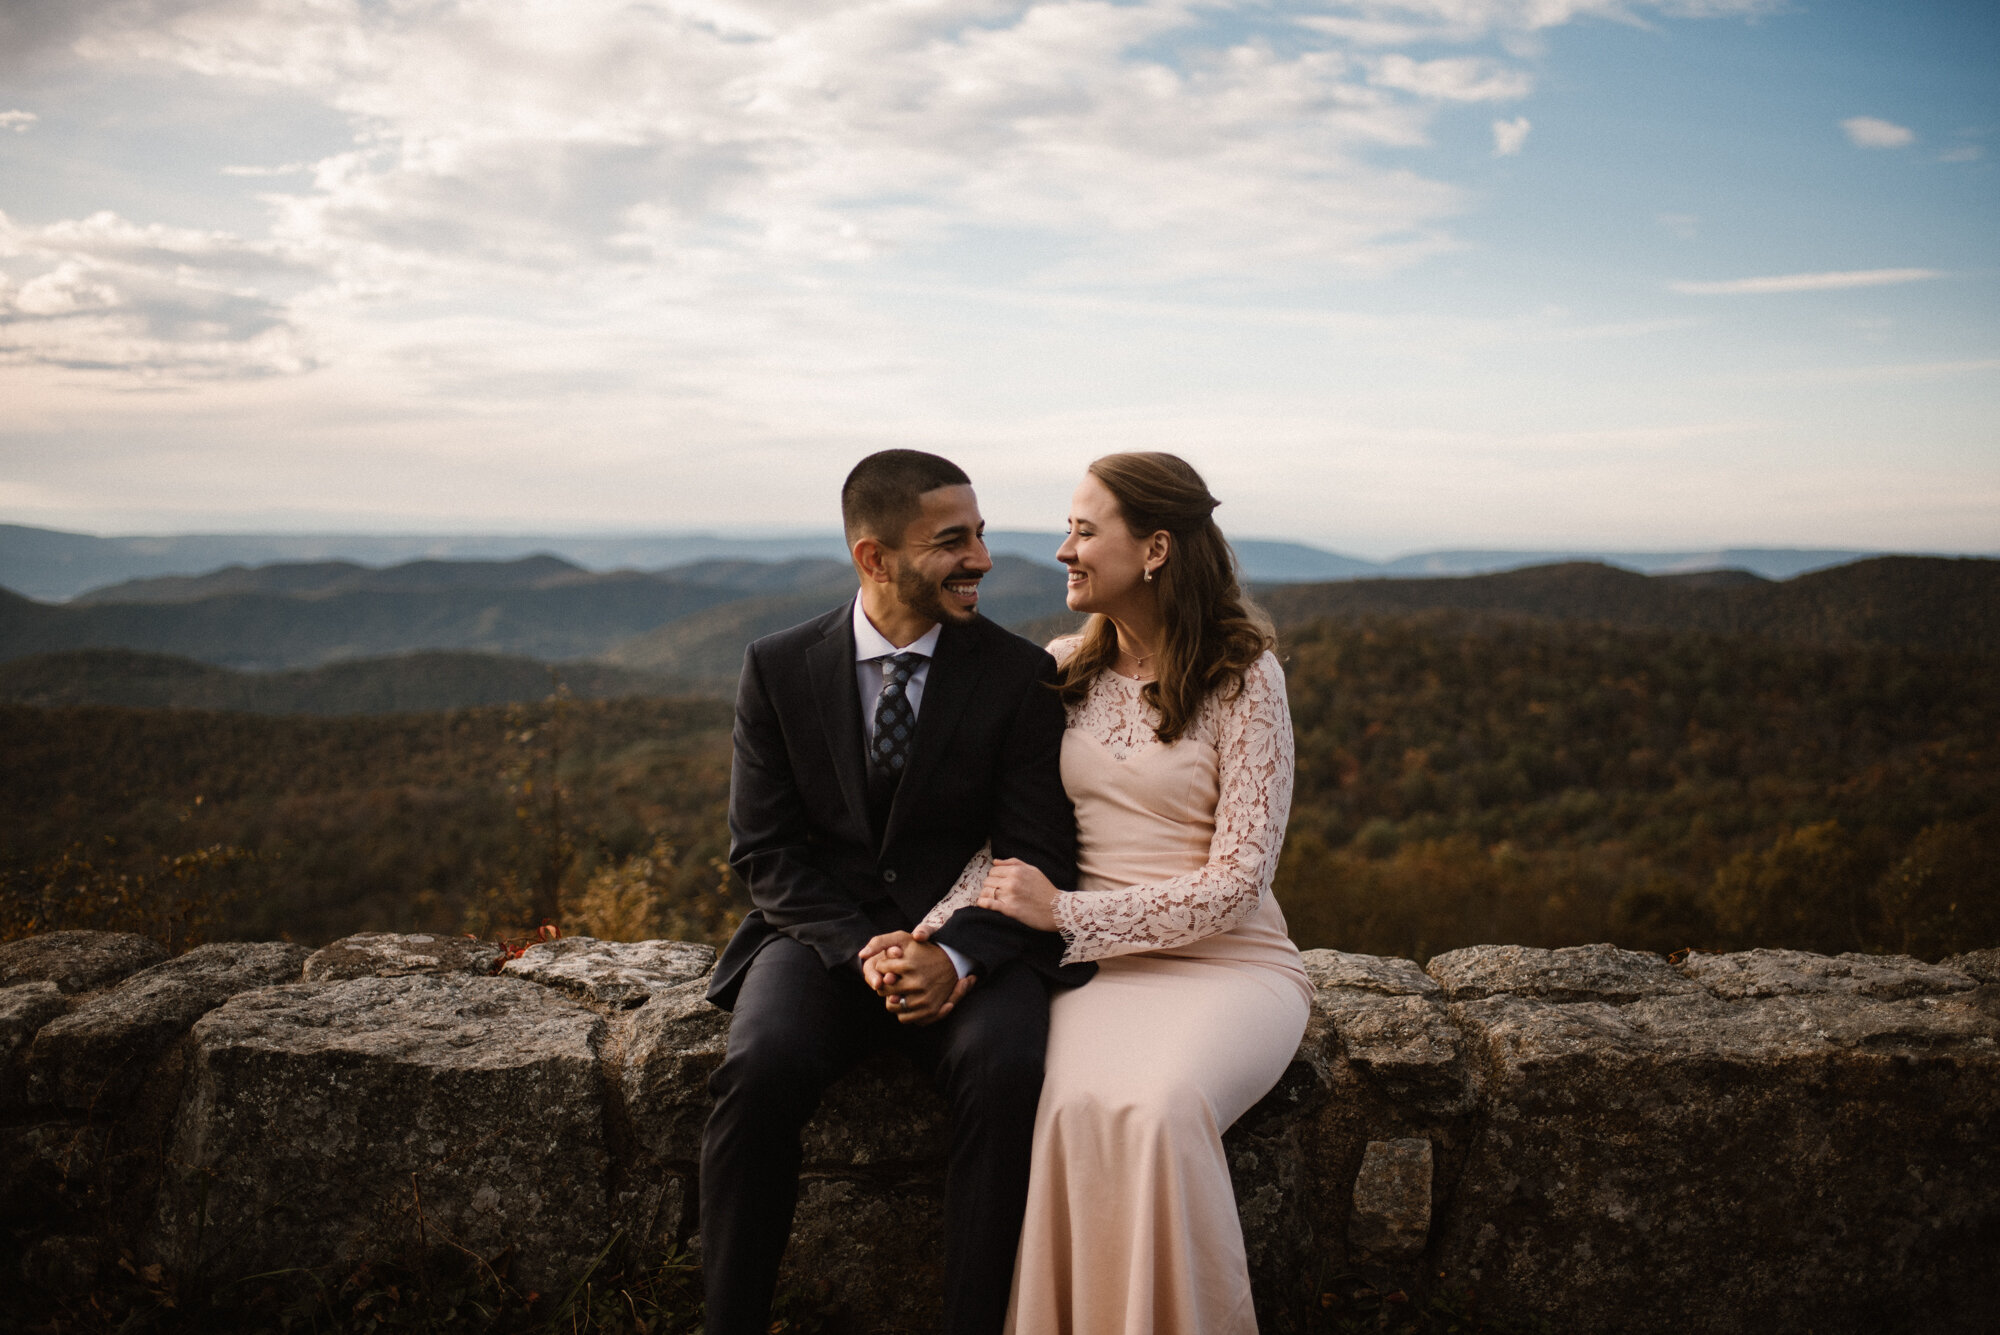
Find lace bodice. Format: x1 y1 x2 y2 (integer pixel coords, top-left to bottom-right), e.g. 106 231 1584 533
919 641 1295 965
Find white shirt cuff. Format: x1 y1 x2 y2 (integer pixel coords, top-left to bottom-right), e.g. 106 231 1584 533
936 942 971 981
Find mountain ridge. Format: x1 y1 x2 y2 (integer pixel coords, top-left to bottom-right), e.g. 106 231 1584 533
6 520 1956 600
3 554 1994 713
0 554 1072 671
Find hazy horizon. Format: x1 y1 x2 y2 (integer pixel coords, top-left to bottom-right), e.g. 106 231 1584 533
14 516 1995 568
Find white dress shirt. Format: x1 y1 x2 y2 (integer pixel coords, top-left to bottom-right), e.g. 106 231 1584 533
850 597 970 981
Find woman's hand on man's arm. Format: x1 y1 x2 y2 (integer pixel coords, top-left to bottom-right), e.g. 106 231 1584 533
975 858 1061 932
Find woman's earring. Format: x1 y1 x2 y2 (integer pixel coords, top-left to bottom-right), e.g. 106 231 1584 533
1143 568 1154 583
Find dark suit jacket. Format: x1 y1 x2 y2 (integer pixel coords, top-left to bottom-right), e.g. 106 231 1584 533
708 601 1093 1009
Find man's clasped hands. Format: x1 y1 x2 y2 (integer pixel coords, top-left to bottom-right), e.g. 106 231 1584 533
857 856 1064 1025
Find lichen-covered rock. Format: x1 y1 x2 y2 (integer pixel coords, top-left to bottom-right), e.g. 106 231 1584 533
151 974 610 1291
26 942 308 1112
1679 948 1977 1000
1323 993 1467 1113
0 982 68 1111
1301 949 1466 1116
0 928 1990 1335
1349 1138 1432 1259
1 983 66 1063
1438 977 2000 1334
614 979 731 1168
0 931 166 995
1941 947 2000 983
604 978 728 1259
1301 948 1440 997
1426 942 1701 1002
504 937 717 1008
303 932 505 981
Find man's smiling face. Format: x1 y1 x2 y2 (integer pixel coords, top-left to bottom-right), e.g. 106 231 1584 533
888 484 992 626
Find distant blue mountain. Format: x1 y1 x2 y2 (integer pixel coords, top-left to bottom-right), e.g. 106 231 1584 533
1373 549 1879 581
979 531 1379 581
0 524 850 601
2 521 1977 602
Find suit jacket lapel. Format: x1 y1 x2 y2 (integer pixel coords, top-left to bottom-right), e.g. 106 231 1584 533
881 619 986 850
806 613 874 846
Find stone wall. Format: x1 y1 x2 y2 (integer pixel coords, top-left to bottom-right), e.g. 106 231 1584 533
4 929 1997 1332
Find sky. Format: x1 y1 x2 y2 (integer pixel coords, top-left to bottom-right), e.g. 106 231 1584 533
0 0 1994 558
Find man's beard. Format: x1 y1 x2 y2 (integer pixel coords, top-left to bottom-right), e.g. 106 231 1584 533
895 559 979 624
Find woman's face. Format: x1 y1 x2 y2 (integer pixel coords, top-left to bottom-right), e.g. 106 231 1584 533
1057 472 1157 616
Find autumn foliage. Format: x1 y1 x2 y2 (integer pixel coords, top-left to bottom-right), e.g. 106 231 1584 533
3 611 1995 962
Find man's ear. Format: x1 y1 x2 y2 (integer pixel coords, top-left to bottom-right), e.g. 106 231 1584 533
852 534 895 585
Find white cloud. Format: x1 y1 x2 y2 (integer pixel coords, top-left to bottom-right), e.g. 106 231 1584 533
0 0 1784 392
59 2 1479 294
0 110 36 132
14 262 121 316
1939 144 1982 163
1492 116 1531 155
1670 268 1942 295
1299 0 1775 45
1841 116 1915 149
1370 55 1533 102
0 211 317 377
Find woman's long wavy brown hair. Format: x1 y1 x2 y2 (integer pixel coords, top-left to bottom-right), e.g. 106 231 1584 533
1059 452 1274 743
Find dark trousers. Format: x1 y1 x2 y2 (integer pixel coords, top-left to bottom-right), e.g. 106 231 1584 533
699 933 1049 1335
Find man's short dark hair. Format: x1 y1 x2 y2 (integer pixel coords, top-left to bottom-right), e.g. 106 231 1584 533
841 450 972 547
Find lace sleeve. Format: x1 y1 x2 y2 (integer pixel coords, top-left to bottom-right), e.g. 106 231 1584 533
915 843 992 937
1051 652 1293 964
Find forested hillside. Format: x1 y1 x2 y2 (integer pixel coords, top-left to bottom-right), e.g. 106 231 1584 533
1257 556 2000 654
0 649 680 714
6 611 1993 961
1274 613 1999 961
0 695 737 947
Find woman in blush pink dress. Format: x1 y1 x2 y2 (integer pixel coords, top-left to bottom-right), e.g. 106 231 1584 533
914 452 1310 1335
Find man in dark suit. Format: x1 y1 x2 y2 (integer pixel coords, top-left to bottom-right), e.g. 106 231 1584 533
700 450 1091 1335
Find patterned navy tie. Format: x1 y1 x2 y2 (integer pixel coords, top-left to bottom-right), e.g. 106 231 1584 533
869 651 921 778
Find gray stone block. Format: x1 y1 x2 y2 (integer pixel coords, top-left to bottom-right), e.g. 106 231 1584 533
0 931 166 994
303 931 505 981
152 973 611 1292
1942 947 2000 983
26 942 308 1111
0 982 68 1111
1319 990 1468 1115
1300 947 1440 996
1349 1138 1433 1259
0 928 1987 1334
1438 976 2000 1333
503 936 717 1008
1426 942 1702 1003
1679 947 1978 1000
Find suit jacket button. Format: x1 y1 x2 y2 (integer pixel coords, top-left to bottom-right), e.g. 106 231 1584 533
882 869 898 883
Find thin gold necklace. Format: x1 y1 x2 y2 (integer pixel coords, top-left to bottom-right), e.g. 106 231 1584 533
1118 642 1156 677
